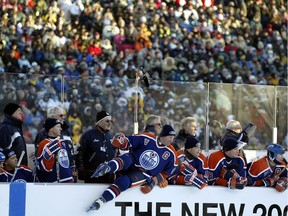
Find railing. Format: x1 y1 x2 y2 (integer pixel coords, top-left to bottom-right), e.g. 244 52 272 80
0 73 287 150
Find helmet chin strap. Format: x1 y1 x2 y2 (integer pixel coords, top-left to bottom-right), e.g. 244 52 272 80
273 158 281 165
268 157 280 167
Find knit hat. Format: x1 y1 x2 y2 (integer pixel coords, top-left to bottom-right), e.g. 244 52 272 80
185 136 201 149
43 118 61 132
3 103 21 116
0 151 6 162
2 148 16 161
222 137 246 152
96 110 111 125
160 125 176 137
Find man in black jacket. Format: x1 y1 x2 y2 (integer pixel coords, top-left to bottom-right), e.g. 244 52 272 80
0 103 28 165
77 110 116 183
172 117 198 151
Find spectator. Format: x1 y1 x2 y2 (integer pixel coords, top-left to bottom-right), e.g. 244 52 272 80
2 148 34 182
77 110 116 183
172 117 198 151
246 144 287 192
207 137 247 190
143 114 162 136
0 102 28 165
35 118 74 183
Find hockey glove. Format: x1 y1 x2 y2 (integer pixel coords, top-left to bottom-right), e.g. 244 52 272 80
220 167 239 180
263 177 276 187
43 139 61 160
152 173 168 188
112 133 129 149
180 163 197 176
141 173 168 194
228 176 247 190
184 174 207 189
275 178 288 192
141 181 155 194
91 163 111 178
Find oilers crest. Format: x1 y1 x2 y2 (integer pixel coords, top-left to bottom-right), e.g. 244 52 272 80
58 149 70 168
139 150 159 170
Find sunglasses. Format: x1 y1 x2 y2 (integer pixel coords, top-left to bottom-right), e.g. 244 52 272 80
154 123 162 127
59 114 66 118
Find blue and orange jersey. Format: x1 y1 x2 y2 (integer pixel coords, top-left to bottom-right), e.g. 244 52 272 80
177 150 208 176
246 156 287 186
0 169 9 182
168 150 208 185
124 132 179 179
36 138 73 183
6 165 34 182
207 150 246 186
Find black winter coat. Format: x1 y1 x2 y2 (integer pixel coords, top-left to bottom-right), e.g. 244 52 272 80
0 114 28 165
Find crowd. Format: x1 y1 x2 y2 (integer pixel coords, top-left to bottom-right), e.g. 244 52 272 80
0 0 286 84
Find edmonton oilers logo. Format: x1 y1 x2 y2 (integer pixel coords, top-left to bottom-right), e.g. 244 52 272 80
58 149 69 168
139 150 159 170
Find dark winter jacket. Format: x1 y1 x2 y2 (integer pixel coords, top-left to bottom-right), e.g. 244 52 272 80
0 114 27 165
172 129 191 151
77 126 115 183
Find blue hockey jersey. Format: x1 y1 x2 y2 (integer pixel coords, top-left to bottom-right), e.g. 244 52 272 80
124 132 178 179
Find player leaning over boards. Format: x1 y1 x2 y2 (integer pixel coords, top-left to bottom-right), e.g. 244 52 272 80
246 144 287 192
168 135 208 189
207 137 248 189
86 124 178 212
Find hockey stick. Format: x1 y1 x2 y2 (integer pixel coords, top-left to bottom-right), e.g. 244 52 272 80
274 164 288 179
10 150 25 182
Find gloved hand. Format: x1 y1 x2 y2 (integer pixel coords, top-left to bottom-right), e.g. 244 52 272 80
180 163 197 176
275 178 288 192
263 177 276 187
141 181 155 194
112 133 129 149
220 167 239 180
228 176 247 190
43 139 62 160
184 174 207 189
152 173 168 188
140 173 168 194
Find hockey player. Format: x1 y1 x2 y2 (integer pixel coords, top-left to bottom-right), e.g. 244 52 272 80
86 125 178 211
36 118 73 183
169 135 208 189
0 151 8 182
246 144 287 192
207 137 247 189
2 148 34 182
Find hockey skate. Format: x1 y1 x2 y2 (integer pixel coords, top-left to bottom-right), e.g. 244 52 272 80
90 163 110 178
86 197 105 212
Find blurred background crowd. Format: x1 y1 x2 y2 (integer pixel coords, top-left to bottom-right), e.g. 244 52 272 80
0 0 287 149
